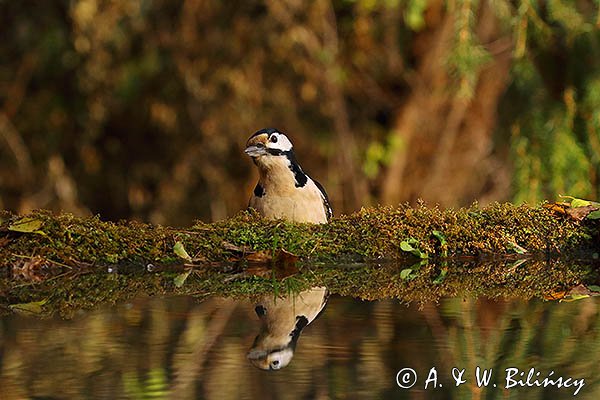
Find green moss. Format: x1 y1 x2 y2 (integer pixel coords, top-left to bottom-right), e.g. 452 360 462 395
0 203 599 316
1 257 597 318
1 203 596 267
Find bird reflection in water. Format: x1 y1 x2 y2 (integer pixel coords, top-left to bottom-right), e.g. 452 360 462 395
247 287 329 370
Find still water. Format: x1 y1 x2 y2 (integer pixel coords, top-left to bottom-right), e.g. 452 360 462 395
0 290 598 399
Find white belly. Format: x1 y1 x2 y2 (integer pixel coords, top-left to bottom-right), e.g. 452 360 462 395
250 181 328 223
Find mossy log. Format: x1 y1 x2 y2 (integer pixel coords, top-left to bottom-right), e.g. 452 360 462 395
0 202 599 317
1 202 597 265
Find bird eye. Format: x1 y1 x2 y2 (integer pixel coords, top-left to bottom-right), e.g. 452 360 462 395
270 135 278 143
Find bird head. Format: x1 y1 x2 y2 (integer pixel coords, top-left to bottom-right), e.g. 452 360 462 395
246 345 295 371
244 128 294 160
246 305 308 371
247 288 329 371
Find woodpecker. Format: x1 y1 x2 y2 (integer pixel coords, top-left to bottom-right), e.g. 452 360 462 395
245 128 332 223
247 287 329 370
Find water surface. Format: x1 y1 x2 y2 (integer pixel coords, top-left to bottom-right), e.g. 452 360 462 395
1 292 598 399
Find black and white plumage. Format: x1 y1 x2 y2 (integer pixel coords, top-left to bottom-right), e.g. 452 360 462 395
247 287 329 371
245 128 332 223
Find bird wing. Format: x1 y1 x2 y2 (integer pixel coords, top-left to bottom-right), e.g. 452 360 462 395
312 179 333 220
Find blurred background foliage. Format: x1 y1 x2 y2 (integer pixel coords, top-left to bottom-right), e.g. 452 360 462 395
1 0 600 225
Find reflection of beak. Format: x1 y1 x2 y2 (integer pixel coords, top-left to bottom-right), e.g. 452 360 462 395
247 349 267 360
245 144 267 157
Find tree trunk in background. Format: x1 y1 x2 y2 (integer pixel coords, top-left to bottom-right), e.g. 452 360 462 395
382 2 512 207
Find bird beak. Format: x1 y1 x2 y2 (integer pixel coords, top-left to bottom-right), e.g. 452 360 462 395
244 144 267 157
247 349 267 360
245 134 268 157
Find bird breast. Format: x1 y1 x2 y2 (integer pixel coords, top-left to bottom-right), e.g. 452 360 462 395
251 158 328 223
250 180 328 223
256 287 329 340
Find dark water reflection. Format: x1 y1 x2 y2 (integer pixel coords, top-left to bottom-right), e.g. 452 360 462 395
0 292 599 399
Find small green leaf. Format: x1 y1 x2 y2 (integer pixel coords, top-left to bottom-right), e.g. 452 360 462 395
567 294 590 301
400 238 428 259
586 210 600 220
400 241 416 252
432 230 447 246
400 269 413 280
433 269 448 284
9 299 48 315
587 285 600 292
174 241 192 262
432 230 448 257
8 217 45 235
174 269 192 288
399 260 427 280
560 195 600 208
571 198 592 208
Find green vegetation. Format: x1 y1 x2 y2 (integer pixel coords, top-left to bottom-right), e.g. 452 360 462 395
1 202 597 266
1 201 599 316
3 257 596 318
